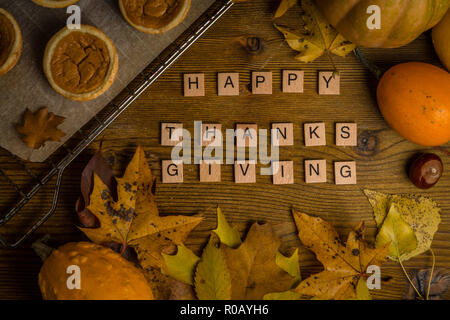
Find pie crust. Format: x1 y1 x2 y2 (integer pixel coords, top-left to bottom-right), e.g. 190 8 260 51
32 0 80 8
119 0 191 34
43 25 119 102
0 8 22 76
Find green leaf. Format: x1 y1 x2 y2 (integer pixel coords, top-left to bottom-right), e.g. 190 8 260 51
213 207 241 249
375 203 418 262
162 244 200 285
276 248 301 287
194 237 232 300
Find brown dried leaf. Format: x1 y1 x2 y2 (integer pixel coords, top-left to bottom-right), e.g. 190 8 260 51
16 107 65 149
76 150 117 228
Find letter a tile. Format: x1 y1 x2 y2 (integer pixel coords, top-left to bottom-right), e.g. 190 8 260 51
218 73 239 96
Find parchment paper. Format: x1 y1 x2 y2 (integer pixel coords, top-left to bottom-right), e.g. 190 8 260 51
0 0 215 162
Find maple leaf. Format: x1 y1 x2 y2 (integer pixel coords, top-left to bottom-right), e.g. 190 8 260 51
164 208 296 300
291 210 388 300
220 222 294 300
274 0 355 63
79 146 203 269
364 189 441 261
16 107 66 149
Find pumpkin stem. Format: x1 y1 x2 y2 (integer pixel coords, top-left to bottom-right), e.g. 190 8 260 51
32 235 54 261
353 47 384 80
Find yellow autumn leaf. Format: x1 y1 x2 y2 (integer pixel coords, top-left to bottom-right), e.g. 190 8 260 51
274 0 297 19
348 278 372 300
79 146 203 269
222 223 294 299
263 290 303 300
292 210 388 300
213 207 241 249
276 248 301 286
364 189 441 261
275 0 355 63
162 244 200 285
194 236 232 300
375 203 418 262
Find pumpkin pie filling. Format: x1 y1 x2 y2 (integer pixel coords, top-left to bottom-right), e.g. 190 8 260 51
0 13 16 68
122 0 186 29
50 32 111 94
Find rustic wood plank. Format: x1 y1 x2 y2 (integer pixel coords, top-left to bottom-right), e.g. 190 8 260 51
0 0 449 300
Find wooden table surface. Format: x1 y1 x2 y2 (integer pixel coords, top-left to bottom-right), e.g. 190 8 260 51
0 0 449 300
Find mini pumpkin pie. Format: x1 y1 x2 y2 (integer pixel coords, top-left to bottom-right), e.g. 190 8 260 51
43 25 119 102
0 8 22 76
119 0 191 34
32 0 80 8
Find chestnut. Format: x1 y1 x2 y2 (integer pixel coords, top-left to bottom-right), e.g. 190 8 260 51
409 153 443 189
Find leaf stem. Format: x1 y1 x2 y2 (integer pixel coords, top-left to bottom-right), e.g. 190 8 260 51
426 248 436 300
399 258 423 300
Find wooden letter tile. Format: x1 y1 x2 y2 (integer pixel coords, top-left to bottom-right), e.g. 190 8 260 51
234 161 256 183
282 70 304 93
236 124 258 147
252 71 272 94
218 73 239 96
335 161 357 185
202 124 222 146
162 160 183 183
336 123 357 146
272 123 294 146
161 123 183 146
184 73 205 97
304 123 326 146
200 161 221 182
318 71 340 95
272 161 294 185
304 159 327 183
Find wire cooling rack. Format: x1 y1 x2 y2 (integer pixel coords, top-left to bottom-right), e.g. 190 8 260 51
0 0 234 248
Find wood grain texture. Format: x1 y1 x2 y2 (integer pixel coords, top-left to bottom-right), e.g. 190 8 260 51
0 0 449 300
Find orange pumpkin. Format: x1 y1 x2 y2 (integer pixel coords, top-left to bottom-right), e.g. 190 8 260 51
39 242 154 300
432 9 450 71
377 62 450 146
315 0 450 48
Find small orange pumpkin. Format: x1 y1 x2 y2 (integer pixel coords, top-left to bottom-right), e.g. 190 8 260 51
377 62 450 146
39 242 154 300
